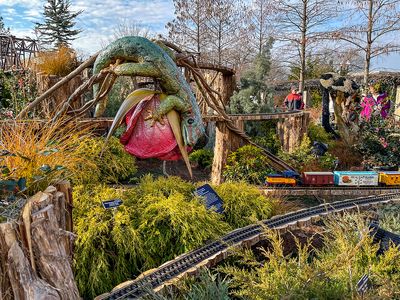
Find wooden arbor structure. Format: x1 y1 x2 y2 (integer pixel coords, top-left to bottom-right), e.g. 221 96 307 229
0 34 38 70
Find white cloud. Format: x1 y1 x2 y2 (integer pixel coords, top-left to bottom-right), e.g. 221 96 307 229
1 0 174 55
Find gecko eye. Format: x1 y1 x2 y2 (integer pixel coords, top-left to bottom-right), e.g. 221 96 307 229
187 118 194 124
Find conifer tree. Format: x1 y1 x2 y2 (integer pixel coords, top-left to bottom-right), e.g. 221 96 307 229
35 0 82 47
0 16 10 34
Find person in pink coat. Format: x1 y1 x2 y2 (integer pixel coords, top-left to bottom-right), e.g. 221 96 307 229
360 81 390 121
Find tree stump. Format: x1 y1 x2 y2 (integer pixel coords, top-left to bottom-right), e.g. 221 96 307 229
0 182 79 300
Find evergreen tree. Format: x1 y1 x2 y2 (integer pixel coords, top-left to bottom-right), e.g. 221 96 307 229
35 0 82 47
0 16 10 34
229 40 273 114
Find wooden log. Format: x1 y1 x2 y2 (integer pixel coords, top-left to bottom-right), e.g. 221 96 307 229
7 243 60 300
31 204 80 300
211 122 230 185
395 86 400 122
55 181 73 233
0 222 16 299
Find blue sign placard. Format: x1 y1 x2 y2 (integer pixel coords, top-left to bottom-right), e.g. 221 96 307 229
357 274 369 294
195 184 224 213
102 199 123 209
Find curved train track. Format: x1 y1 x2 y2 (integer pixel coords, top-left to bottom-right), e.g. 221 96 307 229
99 192 400 300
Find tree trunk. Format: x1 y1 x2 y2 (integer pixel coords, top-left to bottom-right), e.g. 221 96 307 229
299 0 307 93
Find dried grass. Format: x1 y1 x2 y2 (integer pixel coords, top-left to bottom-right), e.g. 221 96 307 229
33 46 77 77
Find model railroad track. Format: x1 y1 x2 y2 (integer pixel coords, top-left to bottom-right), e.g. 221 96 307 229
98 193 400 300
262 186 400 190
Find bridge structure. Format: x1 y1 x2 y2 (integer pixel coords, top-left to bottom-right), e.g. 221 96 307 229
0 34 38 71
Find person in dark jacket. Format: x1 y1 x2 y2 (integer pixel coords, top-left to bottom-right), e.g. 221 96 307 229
284 86 303 110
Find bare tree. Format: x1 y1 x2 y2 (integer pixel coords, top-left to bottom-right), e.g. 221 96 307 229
166 0 208 56
249 0 273 54
205 0 250 66
333 0 400 85
272 0 337 92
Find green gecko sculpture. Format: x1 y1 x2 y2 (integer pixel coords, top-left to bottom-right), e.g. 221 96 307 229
93 36 205 177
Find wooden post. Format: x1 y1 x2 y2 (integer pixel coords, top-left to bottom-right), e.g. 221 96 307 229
211 122 231 185
302 90 308 108
395 86 400 122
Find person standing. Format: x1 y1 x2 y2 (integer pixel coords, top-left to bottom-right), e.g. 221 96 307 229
284 86 303 111
360 81 390 121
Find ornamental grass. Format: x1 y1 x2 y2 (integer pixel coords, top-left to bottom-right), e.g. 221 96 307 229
33 46 78 76
220 213 400 299
0 118 95 194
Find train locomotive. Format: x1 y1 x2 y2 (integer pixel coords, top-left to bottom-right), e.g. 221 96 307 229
265 170 400 187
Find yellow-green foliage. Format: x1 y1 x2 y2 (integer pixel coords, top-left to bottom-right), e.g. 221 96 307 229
0 119 95 194
223 145 273 184
71 136 137 184
73 176 230 299
214 182 273 228
308 123 333 144
220 213 400 299
34 46 77 76
73 185 140 299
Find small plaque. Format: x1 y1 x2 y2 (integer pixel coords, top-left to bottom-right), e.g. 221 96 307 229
102 199 123 209
357 274 369 294
195 184 224 213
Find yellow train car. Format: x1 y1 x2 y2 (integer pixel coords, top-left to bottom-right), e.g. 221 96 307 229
379 171 400 186
265 175 296 187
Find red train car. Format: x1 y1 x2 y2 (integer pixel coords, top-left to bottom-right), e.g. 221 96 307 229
302 172 334 186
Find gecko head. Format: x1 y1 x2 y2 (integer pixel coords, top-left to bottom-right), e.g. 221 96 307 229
181 109 205 148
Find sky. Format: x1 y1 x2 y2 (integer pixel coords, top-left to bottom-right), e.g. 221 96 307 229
1 0 400 71
0 0 175 56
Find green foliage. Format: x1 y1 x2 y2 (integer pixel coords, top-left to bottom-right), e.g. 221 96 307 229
214 182 273 228
308 123 332 144
278 135 315 171
220 213 400 299
104 76 135 117
310 88 322 108
355 117 400 167
278 135 337 171
143 269 230 300
223 145 273 185
35 0 82 47
73 176 230 298
251 126 281 155
71 136 137 184
378 204 400 234
230 43 273 114
189 149 214 169
0 70 37 117
0 16 10 34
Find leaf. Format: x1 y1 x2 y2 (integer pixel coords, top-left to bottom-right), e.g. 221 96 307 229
39 164 52 173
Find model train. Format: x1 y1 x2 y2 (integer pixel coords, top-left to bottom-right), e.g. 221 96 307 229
265 171 400 187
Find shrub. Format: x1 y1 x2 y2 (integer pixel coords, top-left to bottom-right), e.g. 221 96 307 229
355 117 400 168
73 177 230 299
214 182 273 228
34 46 77 76
278 135 315 171
0 69 37 116
308 123 332 144
73 185 142 299
189 149 214 169
224 145 273 185
71 136 137 184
